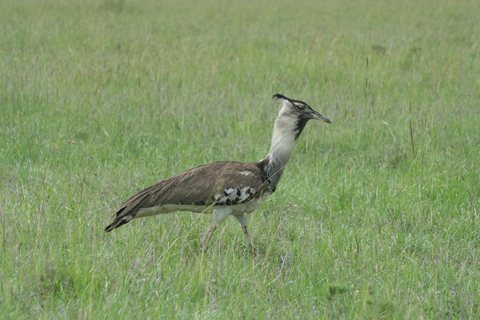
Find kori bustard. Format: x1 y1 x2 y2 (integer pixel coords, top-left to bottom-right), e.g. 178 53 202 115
105 94 331 255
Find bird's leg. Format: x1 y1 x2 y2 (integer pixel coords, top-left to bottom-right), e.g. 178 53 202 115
234 214 259 257
200 224 216 253
200 208 232 253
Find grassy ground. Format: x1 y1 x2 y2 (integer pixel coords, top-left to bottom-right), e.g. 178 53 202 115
1 0 480 318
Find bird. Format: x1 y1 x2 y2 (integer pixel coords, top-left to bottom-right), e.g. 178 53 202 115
105 94 331 255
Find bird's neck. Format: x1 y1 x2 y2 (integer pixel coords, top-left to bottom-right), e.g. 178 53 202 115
262 115 298 191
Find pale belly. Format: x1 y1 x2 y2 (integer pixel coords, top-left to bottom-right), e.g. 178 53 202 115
135 194 270 219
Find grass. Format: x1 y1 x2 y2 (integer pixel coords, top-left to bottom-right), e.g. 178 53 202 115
1 0 480 318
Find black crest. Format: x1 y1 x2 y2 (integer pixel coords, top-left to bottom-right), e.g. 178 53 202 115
272 93 310 107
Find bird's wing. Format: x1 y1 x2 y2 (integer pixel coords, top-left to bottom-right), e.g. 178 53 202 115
110 161 269 220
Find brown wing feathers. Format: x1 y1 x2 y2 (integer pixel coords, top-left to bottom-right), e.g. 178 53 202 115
105 161 268 232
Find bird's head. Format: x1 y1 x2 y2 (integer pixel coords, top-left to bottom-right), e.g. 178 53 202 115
272 94 331 139
273 94 331 124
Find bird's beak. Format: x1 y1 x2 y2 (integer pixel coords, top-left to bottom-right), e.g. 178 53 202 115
310 110 332 124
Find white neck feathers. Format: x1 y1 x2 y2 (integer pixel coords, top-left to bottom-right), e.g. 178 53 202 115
267 115 297 165
263 108 300 190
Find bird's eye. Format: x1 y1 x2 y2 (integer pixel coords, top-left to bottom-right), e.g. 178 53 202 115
296 104 305 111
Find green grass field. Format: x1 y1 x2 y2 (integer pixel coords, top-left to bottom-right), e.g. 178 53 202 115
1 0 480 318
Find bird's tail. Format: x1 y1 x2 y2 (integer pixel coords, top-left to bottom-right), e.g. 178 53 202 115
105 218 127 232
104 209 133 232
